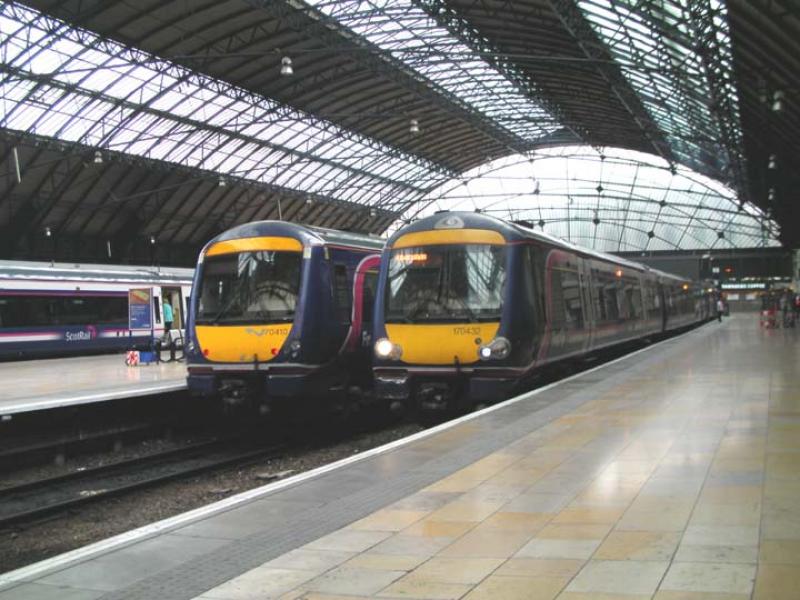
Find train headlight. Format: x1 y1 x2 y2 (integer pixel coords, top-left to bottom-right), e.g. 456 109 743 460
288 339 301 359
478 336 511 361
186 339 196 353
375 338 402 360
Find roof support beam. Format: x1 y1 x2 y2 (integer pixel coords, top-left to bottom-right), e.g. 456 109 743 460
544 0 675 166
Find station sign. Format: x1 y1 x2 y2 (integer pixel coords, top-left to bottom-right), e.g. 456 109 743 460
128 287 153 330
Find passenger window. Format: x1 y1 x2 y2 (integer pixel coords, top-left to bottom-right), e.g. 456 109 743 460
153 297 162 324
334 264 351 323
560 269 584 329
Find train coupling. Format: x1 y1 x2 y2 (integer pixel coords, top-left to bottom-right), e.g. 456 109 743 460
417 382 453 412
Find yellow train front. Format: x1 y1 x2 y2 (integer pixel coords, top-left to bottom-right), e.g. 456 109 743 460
186 221 382 416
372 213 526 414
372 211 709 415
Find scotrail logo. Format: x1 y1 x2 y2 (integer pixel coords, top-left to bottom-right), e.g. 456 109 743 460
65 325 97 342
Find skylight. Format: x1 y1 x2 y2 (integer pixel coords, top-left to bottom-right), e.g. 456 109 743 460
304 0 561 143
0 2 446 209
398 147 778 251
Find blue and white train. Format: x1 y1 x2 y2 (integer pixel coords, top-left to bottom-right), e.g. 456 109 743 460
0 260 194 359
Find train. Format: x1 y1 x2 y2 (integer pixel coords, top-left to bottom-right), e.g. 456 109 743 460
371 212 716 413
184 221 383 416
0 260 194 360
184 214 715 417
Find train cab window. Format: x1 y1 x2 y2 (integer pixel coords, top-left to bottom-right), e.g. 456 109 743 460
153 297 162 324
334 264 351 323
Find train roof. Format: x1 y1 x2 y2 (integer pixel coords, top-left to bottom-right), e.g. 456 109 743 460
209 220 385 252
391 212 691 282
0 260 194 284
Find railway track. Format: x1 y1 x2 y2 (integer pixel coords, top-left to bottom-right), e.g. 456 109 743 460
0 437 285 527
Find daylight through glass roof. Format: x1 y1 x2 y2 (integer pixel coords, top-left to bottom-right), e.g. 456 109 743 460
305 0 561 143
0 2 447 211
577 0 744 183
399 147 779 252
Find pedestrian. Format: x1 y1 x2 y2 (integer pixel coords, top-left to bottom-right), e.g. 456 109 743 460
163 298 174 333
716 297 724 322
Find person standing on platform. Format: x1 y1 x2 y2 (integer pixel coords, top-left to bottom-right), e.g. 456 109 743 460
716 297 724 322
163 298 174 333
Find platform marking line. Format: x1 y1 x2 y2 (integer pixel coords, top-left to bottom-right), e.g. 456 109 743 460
0 322 719 586
1 381 187 416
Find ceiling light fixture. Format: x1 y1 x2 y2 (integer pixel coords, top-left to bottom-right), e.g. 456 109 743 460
280 56 293 76
772 90 784 112
409 118 420 134
93 150 103 164
768 154 777 169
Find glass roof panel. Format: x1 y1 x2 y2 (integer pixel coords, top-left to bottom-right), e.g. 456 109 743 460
396 147 779 251
0 3 445 210
576 0 744 183
305 0 561 143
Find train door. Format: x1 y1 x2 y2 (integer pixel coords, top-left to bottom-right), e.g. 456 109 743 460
578 258 594 352
160 286 184 332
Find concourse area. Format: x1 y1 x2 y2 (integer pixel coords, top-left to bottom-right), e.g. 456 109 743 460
2 314 797 600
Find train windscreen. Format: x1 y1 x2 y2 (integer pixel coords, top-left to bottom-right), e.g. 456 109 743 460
385 244 506 323
196 251 302 325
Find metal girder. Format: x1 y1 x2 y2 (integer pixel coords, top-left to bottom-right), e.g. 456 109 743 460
685 0 747 196
412 0 587 147
545 0 675 166
260 0 532 155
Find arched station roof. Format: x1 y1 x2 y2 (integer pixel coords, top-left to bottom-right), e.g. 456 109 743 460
403 146 778 252
0 0 797 264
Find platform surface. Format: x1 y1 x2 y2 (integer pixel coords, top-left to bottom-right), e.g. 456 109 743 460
1 314 798 600
0 354 187 415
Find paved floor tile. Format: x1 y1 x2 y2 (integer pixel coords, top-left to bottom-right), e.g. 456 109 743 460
410 557 504 584
477 511 552 533
681 525 759 547
402 519 476 538
594 531 681 561
536 523 611 540
376 574 472 599
753 563 800 600
758 539 800 564
515 538 601 560
673 544 757 564
659 562 756 595
437 529 533 558
370 534 455 557
264 549 356 574
550 507 626 525
303 567 404 596
343 553 428 572
201 567 318 600
689 502 761 526
305 529 392 553
558 593 651 600
463 574 569 600
566 560 669 595
349 509 429 532
494 558 584 579
652 593 750 600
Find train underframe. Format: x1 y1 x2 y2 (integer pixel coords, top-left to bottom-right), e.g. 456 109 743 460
188 363 375 418
374 367 519 415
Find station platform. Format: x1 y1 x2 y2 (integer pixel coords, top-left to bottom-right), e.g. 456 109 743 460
0 354 187 416
1 314 797 600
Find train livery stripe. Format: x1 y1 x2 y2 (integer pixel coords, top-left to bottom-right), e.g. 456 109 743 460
206 237 303 256
391 229 505 249
195 324 292 363
385 322 500 365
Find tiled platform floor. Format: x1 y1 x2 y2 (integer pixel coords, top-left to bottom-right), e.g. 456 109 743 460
0 354 187 415
1 314 797 600
195 316 799 600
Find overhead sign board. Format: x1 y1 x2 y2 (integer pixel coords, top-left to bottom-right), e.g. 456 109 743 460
128 288 153 330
